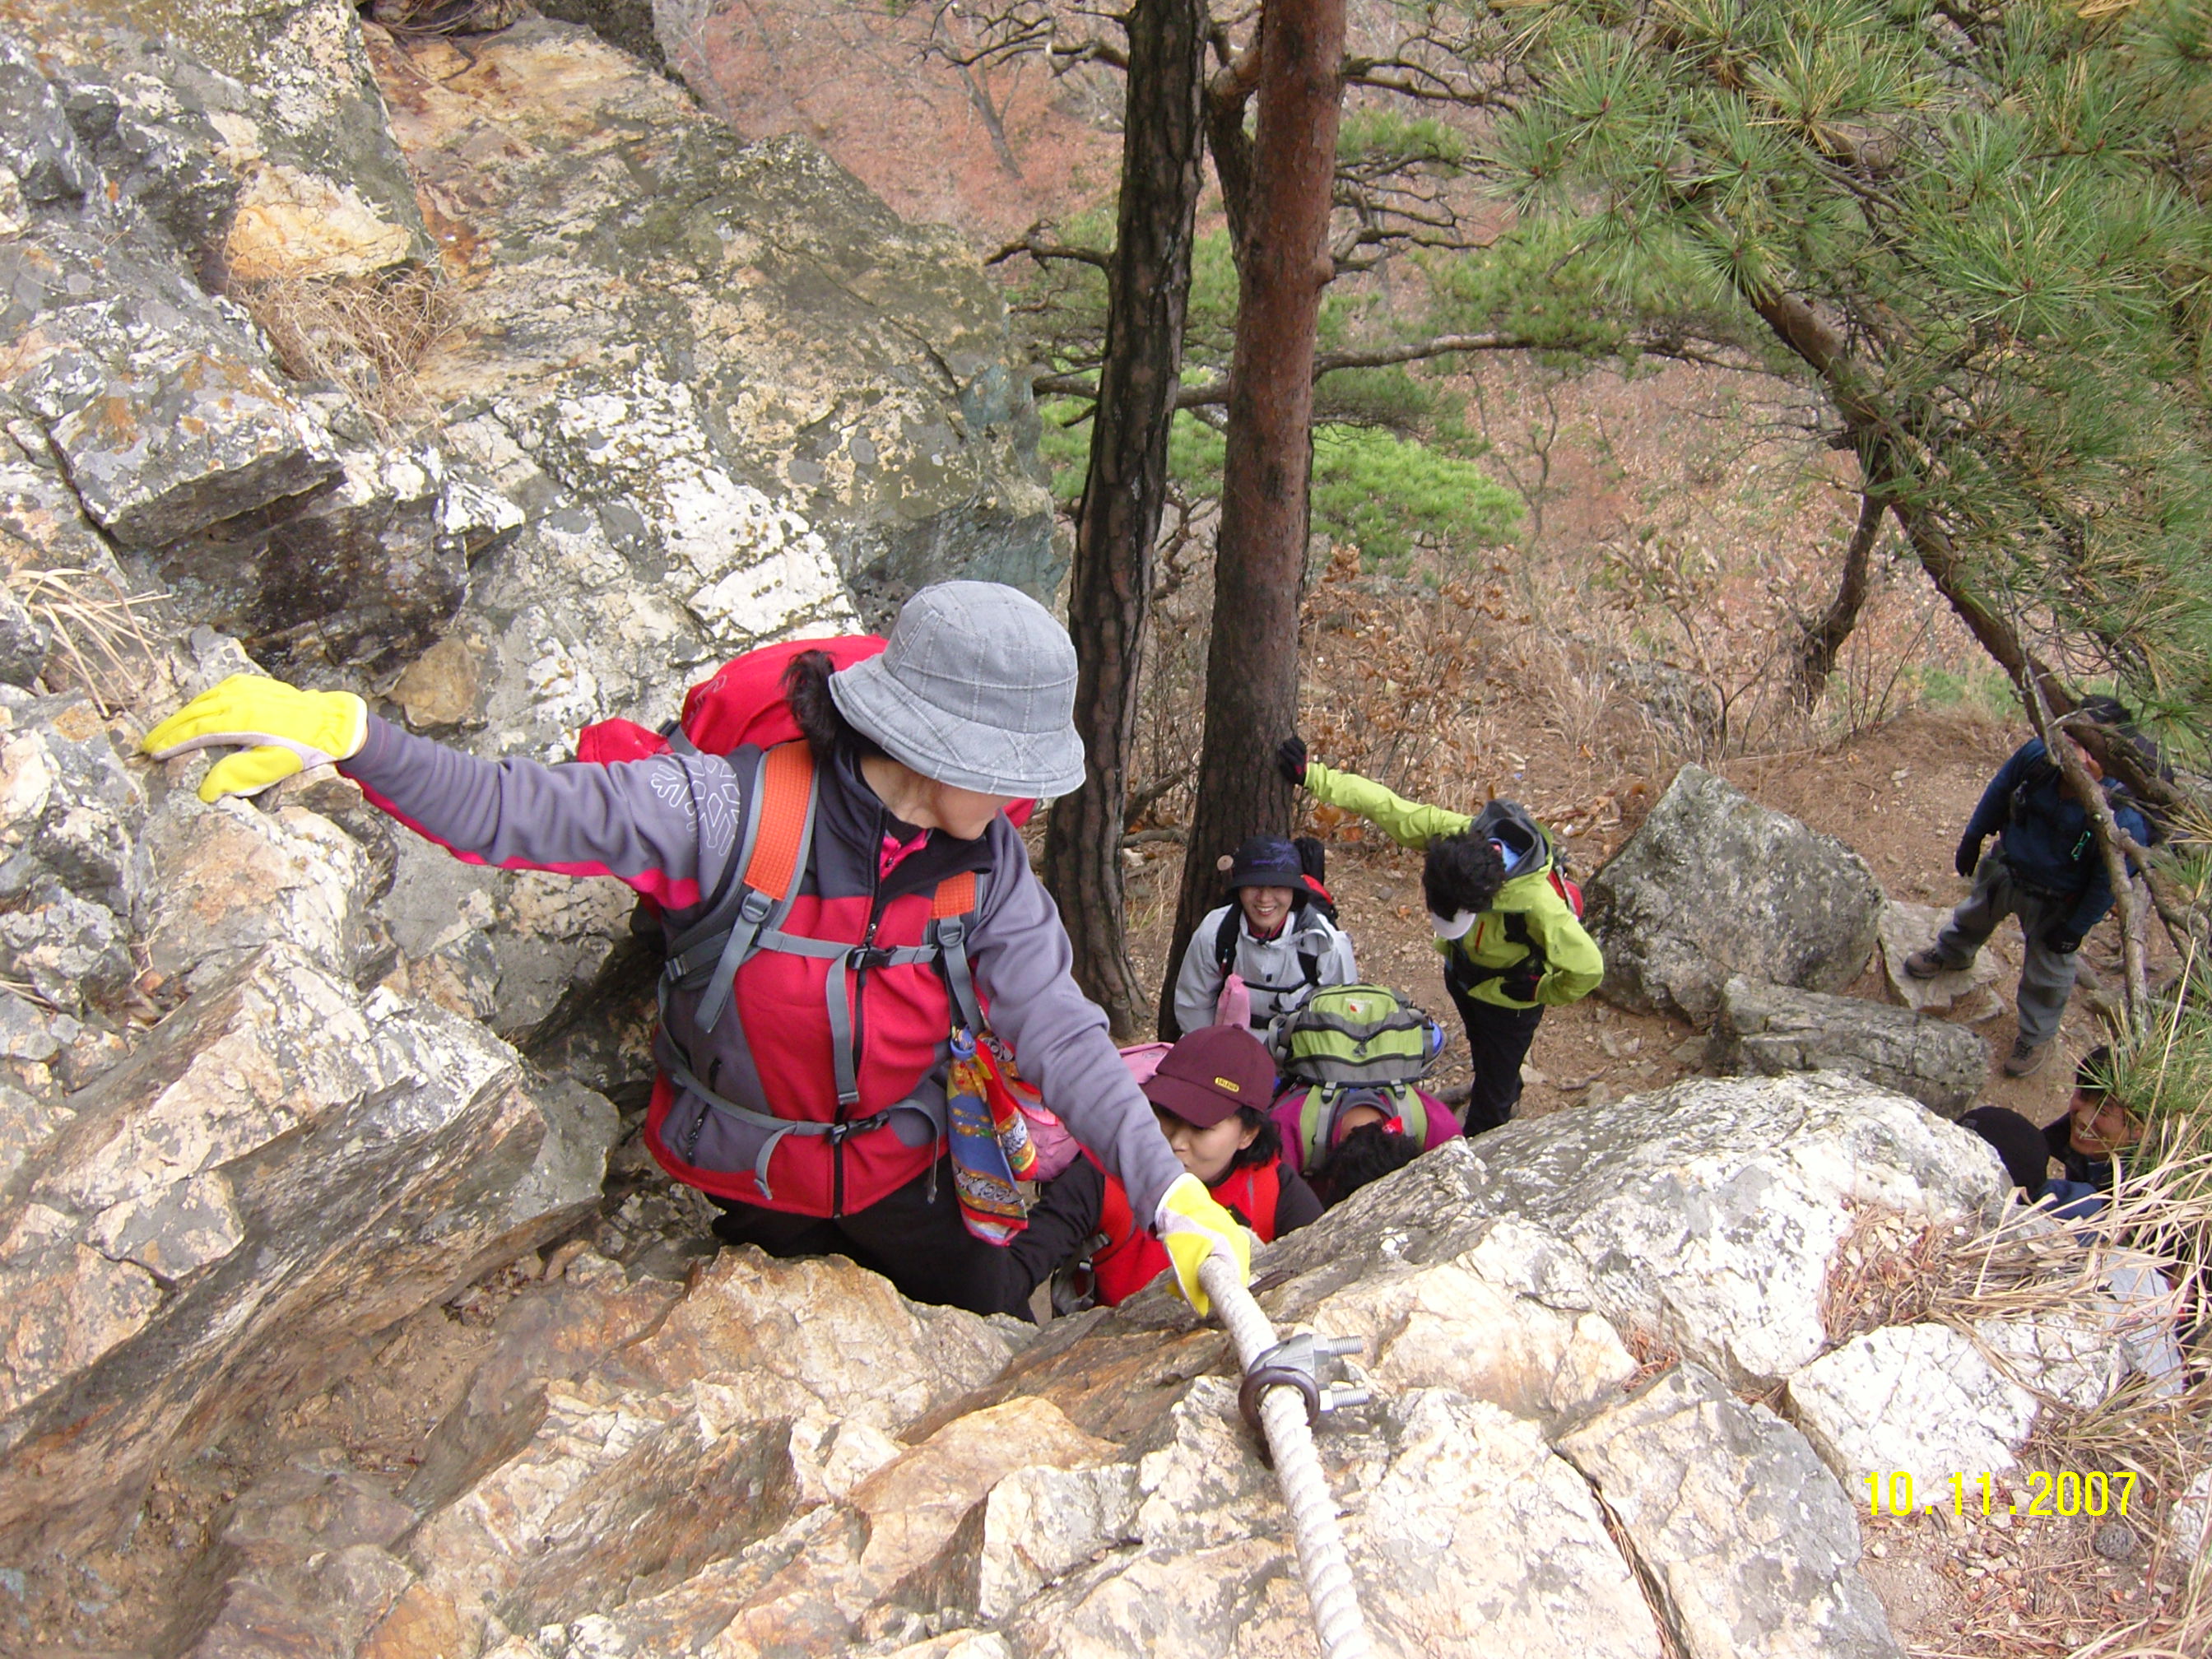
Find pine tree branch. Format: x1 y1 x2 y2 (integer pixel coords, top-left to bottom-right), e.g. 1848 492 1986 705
1034 328 1763 408
988 226 1113 269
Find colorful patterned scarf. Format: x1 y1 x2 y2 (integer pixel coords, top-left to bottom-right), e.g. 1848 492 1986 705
946 1026 1033 1243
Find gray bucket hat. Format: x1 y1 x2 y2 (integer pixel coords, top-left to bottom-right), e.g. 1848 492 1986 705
829 581 1087 797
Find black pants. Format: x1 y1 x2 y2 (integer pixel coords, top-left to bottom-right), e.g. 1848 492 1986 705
1444 978 1544 1136
709 1154 1104 1321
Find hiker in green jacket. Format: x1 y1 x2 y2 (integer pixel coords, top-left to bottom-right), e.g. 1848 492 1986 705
1278 737 1603 1135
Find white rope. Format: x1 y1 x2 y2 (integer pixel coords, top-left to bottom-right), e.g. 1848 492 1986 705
1200 1255 1374 1659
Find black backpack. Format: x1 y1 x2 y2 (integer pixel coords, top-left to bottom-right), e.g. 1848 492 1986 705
1213 903 1325 994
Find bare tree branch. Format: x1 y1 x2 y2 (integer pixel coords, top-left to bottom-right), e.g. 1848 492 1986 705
1032 324 1766 406
987 225 1113 269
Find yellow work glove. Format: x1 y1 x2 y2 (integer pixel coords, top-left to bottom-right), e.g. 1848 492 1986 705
141 675 368 803
1154 1172 1253 1317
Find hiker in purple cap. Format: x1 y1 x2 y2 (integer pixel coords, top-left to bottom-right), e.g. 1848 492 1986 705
1055 1025 1324 1309
144 581 1253 1322
1169 834 1358 1051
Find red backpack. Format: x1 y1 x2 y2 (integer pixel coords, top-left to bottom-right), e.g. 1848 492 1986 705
579 636 878 766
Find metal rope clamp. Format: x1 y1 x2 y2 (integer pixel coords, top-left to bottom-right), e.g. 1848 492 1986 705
1237 1331 1370 1440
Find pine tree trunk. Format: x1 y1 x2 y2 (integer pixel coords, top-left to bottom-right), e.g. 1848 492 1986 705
1792 490 1884 705
1159 0 1345 1036
1039 0 1208 1039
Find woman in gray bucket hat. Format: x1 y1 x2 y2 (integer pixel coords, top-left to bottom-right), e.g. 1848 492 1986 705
144 581 1252 1321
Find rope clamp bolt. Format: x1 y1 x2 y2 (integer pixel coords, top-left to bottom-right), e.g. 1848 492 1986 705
1237 1332 1369 1433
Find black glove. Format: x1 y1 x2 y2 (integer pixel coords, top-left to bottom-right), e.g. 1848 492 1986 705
1500 961 1543 1002
2044 927 2084 956
1276 734 1308 786
1954 834 1985 881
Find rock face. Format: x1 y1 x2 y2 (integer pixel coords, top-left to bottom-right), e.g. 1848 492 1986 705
0 689 146 1012
1787 1323 2038 1499
1271 1071 2008 1387
0 0 1059 1043
367 17 1058 752
0 938 617 1560
115 1070 2015 1659
0 15 478 681
1559 1365 1902 1659
1588 764 1885 1022
2 2 1048 704
1 215 341 549
2 0 431 281
1713 974 1989 1116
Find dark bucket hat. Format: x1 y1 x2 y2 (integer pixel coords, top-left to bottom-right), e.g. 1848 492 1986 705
828 581 1086 797
1220 834 1304 890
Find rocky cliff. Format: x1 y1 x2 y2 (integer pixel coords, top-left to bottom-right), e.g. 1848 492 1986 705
0 0 1059 1056
0 4 2175 1656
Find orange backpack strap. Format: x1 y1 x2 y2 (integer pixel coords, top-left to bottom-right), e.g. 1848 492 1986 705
927 868 987 1035
742 741 816 901
666 741 820 1039
929 872 977 918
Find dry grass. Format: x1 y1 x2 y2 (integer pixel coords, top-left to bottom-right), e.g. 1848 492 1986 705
5 565 165 717
1823 1205 1963 1345
1824 1150 2212 1658
235 267 460 437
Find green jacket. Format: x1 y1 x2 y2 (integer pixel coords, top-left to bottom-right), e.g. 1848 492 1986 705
1303 761 1604 1010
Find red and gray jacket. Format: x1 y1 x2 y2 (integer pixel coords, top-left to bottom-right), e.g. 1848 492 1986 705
340 718 1187 1221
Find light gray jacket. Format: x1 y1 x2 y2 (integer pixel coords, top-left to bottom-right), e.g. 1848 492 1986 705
1172 902 1358 1051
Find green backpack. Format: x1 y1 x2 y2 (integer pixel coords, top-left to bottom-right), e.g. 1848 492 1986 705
1290 1081 1435 1171
1280 983 1444 1089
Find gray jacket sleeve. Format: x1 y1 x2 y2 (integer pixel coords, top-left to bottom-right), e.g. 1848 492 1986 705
341 716 746 904
968 818 1187 1220
1171 905 1231 1036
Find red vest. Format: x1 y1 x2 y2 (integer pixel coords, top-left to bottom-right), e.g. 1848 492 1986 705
1089 1157 1283 1308
643 875 974 1214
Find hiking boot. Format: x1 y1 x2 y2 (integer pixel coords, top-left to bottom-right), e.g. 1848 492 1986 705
1904 947 1960 980
2002 1034 2052 1078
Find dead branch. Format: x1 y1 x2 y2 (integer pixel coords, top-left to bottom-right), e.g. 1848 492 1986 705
987 225 1113 268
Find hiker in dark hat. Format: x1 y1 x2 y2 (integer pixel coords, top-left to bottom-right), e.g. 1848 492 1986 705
2039 1045 2143 1206
142 582 1253 1322
1169 832 1357 1053
1055 1026 1323 1308
1907 701 2154 1078
1960 1052 2131 1221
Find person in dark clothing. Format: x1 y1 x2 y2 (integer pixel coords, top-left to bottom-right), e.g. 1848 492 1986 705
1961 1097 2107 1220
1907 701 2153 1077
2042 1045 2142 1197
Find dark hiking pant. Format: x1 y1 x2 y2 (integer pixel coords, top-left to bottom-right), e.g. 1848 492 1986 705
1443 977 1544 1137
709 1153 1104 1321
1926 850 2081 1048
